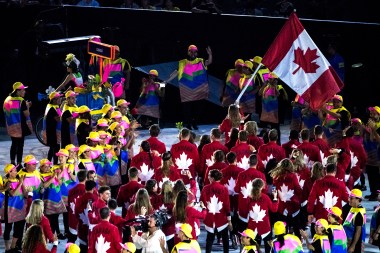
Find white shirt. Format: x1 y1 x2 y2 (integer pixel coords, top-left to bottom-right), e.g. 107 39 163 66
132 229 167 253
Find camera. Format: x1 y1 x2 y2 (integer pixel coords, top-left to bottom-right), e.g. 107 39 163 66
125 216 150 232
181 169 188 175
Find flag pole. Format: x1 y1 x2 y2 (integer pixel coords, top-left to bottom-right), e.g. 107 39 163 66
234 63 263 106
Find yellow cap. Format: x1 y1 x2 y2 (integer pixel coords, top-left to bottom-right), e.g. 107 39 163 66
251 56 262 64
332 94 343 102
103 144 113 151
86 131 100 141
109 122 120 132
97 118 109 127
117 99 130 107
56 149 69 157
101 104 114 115
234 59 244 67
24 155 38 165
244 61 253 71
4 164 19 174
149 69 158 76
315 219 329 230
65 90 78 98
188 44 198 51
78 105 90 114
120 242 136 253
349 188 362 199
78 144 91 156
39 158 53 166
49 91 63 100
12 82 28 92
111 111 122 119
239 229 256 241
179 223 193 238
66 242 80 253
369 106 380 115
65 144 79 152
274 221 286 235
327 206 342 220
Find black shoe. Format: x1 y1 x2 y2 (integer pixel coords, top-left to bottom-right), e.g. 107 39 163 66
57 233 67 240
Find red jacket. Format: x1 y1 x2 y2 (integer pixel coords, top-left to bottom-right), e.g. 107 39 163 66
302 178 316 206
116 180 144 217
26 215 54 243
170 140 200 184
297 141 322 169
74 191 99 243
335 149 351 181
273 173 302 217
247 193 278 236
88 198 107 225
185 206 206 239
203 161 228 186
307 175 349 220
88 220 123 253
219 118 243 144
247 135 264 151
110 211 127 237
337 136 367 171
149 192 163 210
26 243 57 253
130 151 162 184
282 139 301 158
257 141 286 171
160 201 175 239
145 136 167 155
221 164 244 212
153 166 181 192
234 168 266 222
68 183 86 235
312 138 331 159
231 142 255 170
200 181 231 232
200 140 228 177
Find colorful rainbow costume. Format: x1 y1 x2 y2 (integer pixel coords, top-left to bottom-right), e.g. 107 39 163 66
18 169 42 200
260 85 279 124
134 80 161 118
3 96 33 138
41 169 67 215
102 58 131 85
60 164 77 206
178 58 209 102
105 151 121 187
239 74 259 114
343 206 366 246
222 69 242 107
42 104 62 145
272 234 304 253
312 234 332 253
4 178 26 223
328 224 348 253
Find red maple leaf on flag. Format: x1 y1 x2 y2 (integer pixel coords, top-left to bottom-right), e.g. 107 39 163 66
292 47 320 75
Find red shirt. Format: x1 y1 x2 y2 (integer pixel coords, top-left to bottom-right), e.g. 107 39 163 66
219 118 243 144
29 243 57 253
26 215 54 243
335 149 351 181
68 183 86 234
110 212 127 237
231 142 255 170
257 141 286 171
337 136 367 170
149 192 163 210
145 136 166 155
221 164 244 212
185 206 206 239
247 135 264 151
116 180 144 217
200 140 228 177
282 139 301 158
297 141 322 169
234 168 266 222
88 198 107 225
170 140 200 184
203 161 228 186
312 138 331 159
307 174 349 220
247 193 278 236
130 151 162 184
88 220 123 253
153 166 181 192
75 192 99 243
200 181 231 232
273 173 302 217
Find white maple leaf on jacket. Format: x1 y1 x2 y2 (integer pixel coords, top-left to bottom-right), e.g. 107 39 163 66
70 197 78 215
262 154 274 168
319 189 338 209
350 151 358 168
205 155 214 167
79 207 90 226
138 163 154 182
278 184 294 202
303 154 313 169
224 177 236 196
237 155 250 170
96 234 111 253
241 180 253 198
249 203 266 223
175 152 193 170
207 195 223 214
158 177 170 189
296 174 305 189
320 151 328 167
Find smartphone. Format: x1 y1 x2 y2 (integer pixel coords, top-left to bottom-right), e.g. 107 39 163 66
181 169 187 175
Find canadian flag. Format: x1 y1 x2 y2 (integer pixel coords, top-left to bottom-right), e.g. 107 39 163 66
262 12 344 110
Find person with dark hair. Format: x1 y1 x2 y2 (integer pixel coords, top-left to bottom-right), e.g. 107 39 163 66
131 140 162 184
153 151 181 192
74 179 98 252
219 104 244 144
61 90 78 148
22 224 58 253
170 128 200 185
231 130 256 170
55 53 84 92
257 129 286 171
189 131 197 146
200 169 231 253
239 229 261 253
76 105 92 146
3 82 33 166
244 121 264 151
67 169 87 243
145 124 166 155
116 167 144 217
225 127 239 151
198 134 211 157
300 218 331 253
220 59 244 107
108 198 128 237
297 128 322 170
271 221 303 253
312 125 331 159
145 179 162 210
200 128 228 181
203 150 227 186
88 185 111 226
88 206 124 253
326 206 348 253
281 129 300 158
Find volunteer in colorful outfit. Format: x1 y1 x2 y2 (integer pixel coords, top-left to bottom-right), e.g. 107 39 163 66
239 60 260 117
326 206 348 253
120 242 137 253
61 90 78 148
239 229 260 253
171 223 201 253
65 144 79 174
2 164 27 252
343 189 366 253
18 155 42 201
78 144 96 172
166 44 212 130
133 69 163 127
220 59 244 107
100 103 114 124
56 53 84 92
76 105 92 146
270 221 304 253
3 81 33 166
300 218 331 253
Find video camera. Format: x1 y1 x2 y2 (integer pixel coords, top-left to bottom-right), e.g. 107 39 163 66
124 210 171 233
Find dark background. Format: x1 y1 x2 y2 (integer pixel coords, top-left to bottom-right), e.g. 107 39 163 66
0 5 379 128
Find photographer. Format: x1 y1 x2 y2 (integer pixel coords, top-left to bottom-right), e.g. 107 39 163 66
131 211 169 253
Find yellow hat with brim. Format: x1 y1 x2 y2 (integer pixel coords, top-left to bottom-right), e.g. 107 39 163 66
56 149 69 157
188 44 198 52
4 164 19 174
234 59 244 67
78 144 91 156
327 206 342 220
98 130 111 139
24 155 39 165
351 118 362 124
66 242 80 253
86 131 100 142
103 144 113 151
250 56 262 64
13 82 28 92
179 223 193 239
39 158 53 166
315 219 329 230
332 94 343 102
149 69 158 77
78 105 90 114
109 122 120 132
49 91 63 100
369 106 380 115
349 188 362 199
117 99 131 107
65 90 78 98
120 242 136 253
97 118 109 127
65 144 79 152
239 229 256 241
111 111 122 119
101 104 114 115
244 61 253 71
274 221 286 235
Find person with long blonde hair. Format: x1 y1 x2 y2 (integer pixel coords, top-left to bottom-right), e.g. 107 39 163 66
160 180 176 252
22 224 58 253
219 104 244 144
153 151 181 192
25 199 55 243
125 188 154 221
